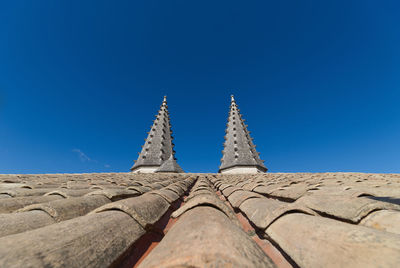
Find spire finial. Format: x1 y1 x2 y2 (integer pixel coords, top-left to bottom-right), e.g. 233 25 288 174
231 95 235 102
163 95 167 103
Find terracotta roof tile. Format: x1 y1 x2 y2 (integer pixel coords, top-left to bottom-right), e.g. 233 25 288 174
0 172 400 267
296 194 400 223
218 183 234 191
127 185 152 194
239 197 315 229
0 210 55 237
18 195 111 222
267 183 310 201
0 183 33 190
86 188 140 201
266 213 400 267
0 195 63 213
221 185 242 197
0 188 57 197
360 210 400 234
92 193 171 229
173 193 240 226
43 189 94 198
139 207 276 268
253 183 290 196
227 190 263 208
0 211 145 268
148 188 181 204
164 183 186 196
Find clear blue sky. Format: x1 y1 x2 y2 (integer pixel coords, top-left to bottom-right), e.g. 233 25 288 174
0 1 399 174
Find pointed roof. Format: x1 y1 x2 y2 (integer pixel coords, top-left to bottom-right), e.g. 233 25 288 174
156 155 184 173
131 96 183 172
219 95 267 173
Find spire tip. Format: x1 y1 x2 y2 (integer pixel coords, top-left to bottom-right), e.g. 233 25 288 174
231 95 235 102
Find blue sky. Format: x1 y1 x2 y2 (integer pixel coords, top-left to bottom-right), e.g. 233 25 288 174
0 1 399 174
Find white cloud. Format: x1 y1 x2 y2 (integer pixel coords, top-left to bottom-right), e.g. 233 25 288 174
104 164 111 168
72 149 92 162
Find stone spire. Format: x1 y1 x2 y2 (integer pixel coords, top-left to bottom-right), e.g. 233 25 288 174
219 95 267 174
131 96 184 173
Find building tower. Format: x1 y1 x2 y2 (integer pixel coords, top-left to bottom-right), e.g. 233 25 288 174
219 95 267 174
131 96 184 173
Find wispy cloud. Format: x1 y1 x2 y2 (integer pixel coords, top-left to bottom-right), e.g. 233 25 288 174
72 149 92 162
104 164 111 168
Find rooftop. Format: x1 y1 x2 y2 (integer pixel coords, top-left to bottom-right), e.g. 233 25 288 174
0 172 399 267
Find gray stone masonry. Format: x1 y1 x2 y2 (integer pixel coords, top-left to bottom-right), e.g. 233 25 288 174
219 95 267 173
131 96 183 173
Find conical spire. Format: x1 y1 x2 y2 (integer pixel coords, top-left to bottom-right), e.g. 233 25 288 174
219 95 267 173
156 154 184 173
131 96 183 173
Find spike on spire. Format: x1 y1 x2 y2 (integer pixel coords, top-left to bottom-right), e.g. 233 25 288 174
219 95 267 174
131 96 184 173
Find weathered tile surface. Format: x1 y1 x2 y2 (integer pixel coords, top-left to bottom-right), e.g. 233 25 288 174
0 172 399 267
